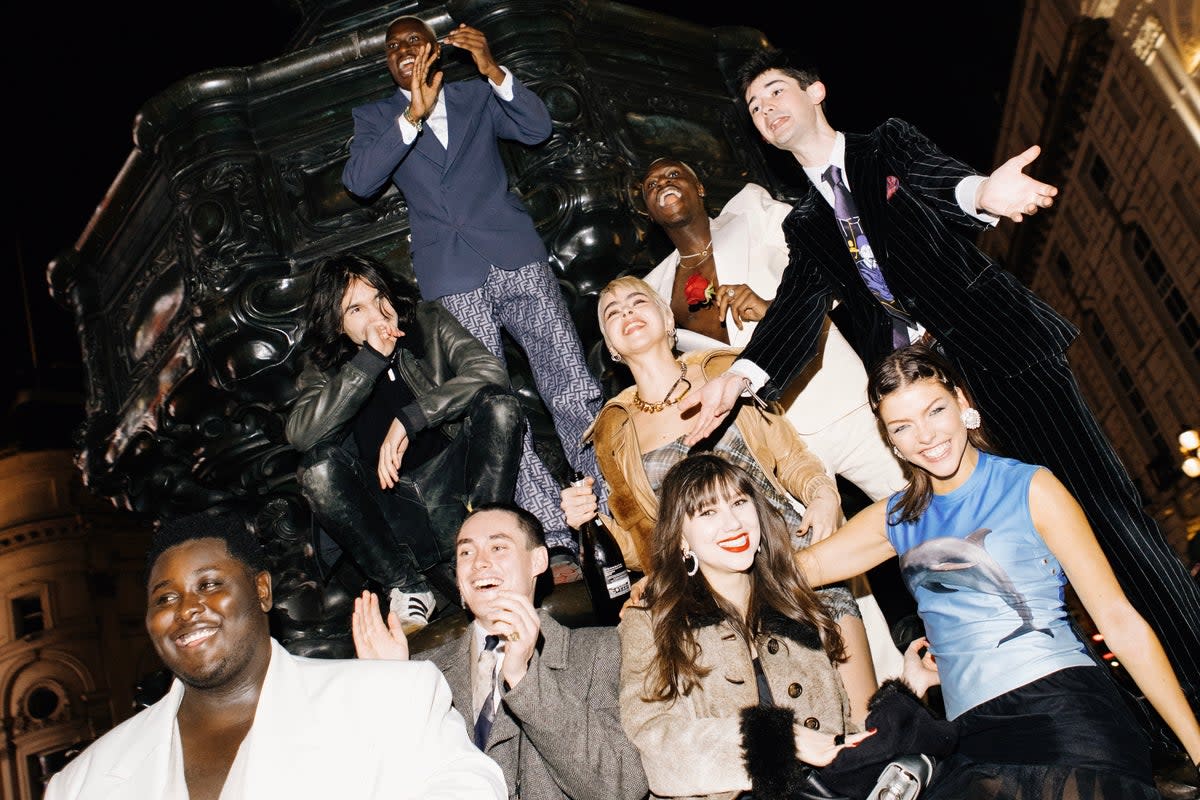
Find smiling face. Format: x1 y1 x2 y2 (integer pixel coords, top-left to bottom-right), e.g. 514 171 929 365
146 537 272 690
879 378 977 490
641 159 706 229
339 276 397 347
598 280 673 360
681 483 762 581
385 18 439 91
744 69 826 152
455 510 548 633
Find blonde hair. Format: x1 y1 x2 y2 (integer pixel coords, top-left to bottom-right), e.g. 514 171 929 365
596 275 674 357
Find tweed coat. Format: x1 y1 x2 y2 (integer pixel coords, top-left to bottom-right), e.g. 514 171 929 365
426 611 649 800
619 606 852 800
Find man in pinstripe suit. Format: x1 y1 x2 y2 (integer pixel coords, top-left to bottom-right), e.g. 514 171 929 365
682 49 1199 712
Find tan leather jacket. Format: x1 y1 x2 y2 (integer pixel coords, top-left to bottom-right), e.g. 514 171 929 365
585 349 837 572
619 606 852 799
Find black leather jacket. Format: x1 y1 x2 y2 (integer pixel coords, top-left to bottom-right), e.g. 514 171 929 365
285 302 509 452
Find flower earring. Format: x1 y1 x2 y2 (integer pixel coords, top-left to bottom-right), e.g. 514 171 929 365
892 445 906 461
611 351 623 363
682 547 699 577
961 408 981 430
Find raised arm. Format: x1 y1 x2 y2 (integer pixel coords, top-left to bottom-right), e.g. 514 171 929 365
1030 469 1200 762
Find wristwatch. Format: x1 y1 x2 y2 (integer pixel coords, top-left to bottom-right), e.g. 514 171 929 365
403 108 423 132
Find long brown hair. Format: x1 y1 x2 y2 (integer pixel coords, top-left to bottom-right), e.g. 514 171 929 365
867 344 993 524
641 453 845 703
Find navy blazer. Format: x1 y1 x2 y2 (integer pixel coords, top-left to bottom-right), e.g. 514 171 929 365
343 76 553 299
740 118 1078 400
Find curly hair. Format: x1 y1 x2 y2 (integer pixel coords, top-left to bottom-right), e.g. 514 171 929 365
145 507 267 587
300 252 419 371
640 453 845 703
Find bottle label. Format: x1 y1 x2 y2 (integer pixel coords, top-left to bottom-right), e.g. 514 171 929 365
603 565 631 598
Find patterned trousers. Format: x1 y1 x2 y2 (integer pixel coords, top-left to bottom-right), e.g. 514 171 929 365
439 260 603 551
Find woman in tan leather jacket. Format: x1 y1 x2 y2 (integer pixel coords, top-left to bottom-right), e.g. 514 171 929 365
561 276 877 722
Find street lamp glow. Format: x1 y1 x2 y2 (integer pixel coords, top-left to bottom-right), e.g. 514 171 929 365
1184 456 1200 479
1179 429 1200 452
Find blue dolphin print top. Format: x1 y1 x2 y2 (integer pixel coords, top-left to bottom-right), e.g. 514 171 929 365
886 451 1095 719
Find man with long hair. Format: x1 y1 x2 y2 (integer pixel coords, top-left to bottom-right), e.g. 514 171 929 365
286 252 523 633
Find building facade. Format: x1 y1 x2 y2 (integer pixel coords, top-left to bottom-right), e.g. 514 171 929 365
0 450 155 800
983 0 1200 559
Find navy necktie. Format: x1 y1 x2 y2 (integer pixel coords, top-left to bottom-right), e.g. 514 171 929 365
821 165 913 350
473 635 501 749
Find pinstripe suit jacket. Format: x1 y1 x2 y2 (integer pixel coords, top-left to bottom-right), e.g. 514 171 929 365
740 118 1078 401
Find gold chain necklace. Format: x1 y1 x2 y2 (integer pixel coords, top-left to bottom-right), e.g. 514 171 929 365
632 360 692 414
677 238 713 266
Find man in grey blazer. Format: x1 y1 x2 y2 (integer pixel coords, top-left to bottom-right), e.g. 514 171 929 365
353 504 649 800
342 16 602 562
683 49 1200 713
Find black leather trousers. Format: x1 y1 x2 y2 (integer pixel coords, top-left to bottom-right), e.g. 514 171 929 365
297 388 523 593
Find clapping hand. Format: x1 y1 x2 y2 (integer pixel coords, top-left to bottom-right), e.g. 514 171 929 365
443 24 505 85
352 590 410 661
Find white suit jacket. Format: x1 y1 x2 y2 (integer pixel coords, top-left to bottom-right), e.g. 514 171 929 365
644 183 870 435
46 639 505 800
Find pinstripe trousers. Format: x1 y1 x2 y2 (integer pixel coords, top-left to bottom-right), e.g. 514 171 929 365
968 353 1200 708
439 260 603 551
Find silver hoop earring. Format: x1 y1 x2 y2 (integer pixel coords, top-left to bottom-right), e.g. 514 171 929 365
668 329 678 349
682 549 699 577
611 351 623 363
961 408 981 430
892 445 906 462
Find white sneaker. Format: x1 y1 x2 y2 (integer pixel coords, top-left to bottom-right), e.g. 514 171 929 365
389 588 436 635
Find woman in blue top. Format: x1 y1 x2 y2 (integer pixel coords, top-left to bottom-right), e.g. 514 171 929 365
798 344 1198 797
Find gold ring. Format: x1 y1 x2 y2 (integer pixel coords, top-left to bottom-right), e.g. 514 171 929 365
726 288 736 298
508 629 520 642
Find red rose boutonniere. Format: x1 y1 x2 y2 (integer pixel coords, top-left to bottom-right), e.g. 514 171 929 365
886 175 900 201
684 274 717 311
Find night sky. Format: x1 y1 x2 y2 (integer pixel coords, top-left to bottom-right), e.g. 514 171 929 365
7 1 1023 414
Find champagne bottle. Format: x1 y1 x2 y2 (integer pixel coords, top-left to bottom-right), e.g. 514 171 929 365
570 471 631 625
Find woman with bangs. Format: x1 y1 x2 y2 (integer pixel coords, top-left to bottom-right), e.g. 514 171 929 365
562 275 879 723
618 454 871 799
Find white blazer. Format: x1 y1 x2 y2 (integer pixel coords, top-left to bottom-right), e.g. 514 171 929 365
46 639 506 800
644 183 871 435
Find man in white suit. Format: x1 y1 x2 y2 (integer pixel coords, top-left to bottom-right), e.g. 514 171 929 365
46 509 504 800
638 157 905 680
638 158 904 503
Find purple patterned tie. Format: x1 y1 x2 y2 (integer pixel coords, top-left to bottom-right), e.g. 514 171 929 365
822 165 913 350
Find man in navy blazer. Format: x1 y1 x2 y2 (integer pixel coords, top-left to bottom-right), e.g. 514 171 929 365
682 49 1200 713
342 16 602 562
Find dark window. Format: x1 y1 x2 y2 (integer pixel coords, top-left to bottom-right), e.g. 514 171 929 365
13 595 45 638
26 687 60 720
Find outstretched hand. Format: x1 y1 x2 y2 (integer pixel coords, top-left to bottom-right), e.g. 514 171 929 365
679 371 748 445
975 145 1058 223
352 591 410 661
443 24 504 85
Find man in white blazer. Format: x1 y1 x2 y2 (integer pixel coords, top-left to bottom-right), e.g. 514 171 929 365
46 509 504 800
638 158 905 680
639 158 904 503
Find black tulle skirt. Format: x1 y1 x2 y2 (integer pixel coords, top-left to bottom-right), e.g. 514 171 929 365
924 666 1158 800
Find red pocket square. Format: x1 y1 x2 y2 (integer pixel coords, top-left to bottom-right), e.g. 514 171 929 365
886 175 900 200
